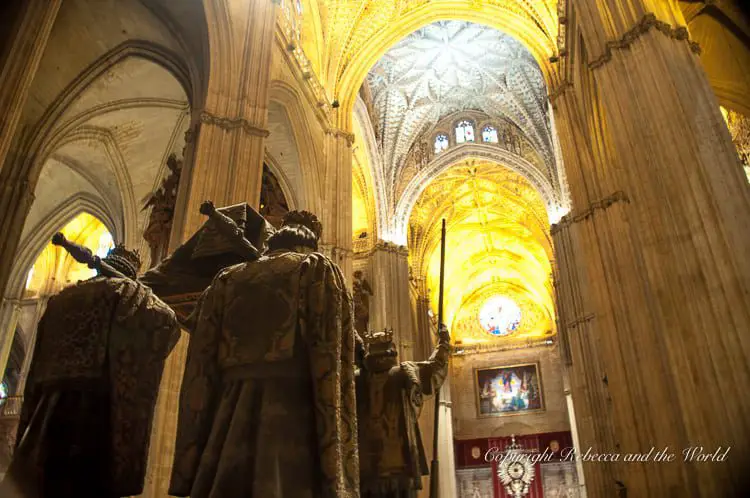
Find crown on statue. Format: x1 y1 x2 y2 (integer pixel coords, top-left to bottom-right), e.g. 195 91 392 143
103 244 142 278
362 328 395 347
282 210 323 240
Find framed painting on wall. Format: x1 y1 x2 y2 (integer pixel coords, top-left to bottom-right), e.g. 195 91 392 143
474 363 544 417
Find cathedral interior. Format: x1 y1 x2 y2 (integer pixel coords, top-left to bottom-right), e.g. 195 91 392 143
0 0 749 497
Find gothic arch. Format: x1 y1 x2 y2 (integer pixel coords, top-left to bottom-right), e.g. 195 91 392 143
21 40 193 183
391 144 559 244
334 4 558 129
6 194 117 300
268 80 325 214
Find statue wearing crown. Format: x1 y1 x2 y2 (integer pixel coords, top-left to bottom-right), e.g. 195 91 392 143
169 210 360 498
1 243 180 498
357 325 451 498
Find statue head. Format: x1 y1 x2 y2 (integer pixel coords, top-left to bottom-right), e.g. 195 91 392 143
282 210 323 241
362 328 398 372
267 224 318 253
103 244 142 279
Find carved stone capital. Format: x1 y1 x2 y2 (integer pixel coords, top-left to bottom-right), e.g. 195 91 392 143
589 13 701 70
327 128 355 147
551 191 629 234
199 111 270 138
548 80 572 104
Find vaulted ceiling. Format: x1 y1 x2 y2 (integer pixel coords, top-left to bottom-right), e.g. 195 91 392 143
409 160 554 347
365 20 552 210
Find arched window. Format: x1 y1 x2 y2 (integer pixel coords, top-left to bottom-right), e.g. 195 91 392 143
295 0 303 14
482 125 498 143
434 134 449 154
455 120 475 144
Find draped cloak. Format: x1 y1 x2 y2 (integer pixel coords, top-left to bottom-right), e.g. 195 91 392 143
168 250 359 498
3 276 179 497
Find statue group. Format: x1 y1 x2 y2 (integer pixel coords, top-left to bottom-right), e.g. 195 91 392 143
0 202 450 498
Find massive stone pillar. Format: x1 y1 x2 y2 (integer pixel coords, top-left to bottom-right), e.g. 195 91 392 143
369 242 414 359
552 1 750 496
320 130 354 281
0 0 61 307
142 2 277 496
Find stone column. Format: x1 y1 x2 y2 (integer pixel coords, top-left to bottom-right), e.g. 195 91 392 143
15 296 48 394
564 387 588 498
0 298 21 381
0 0 61 308
320 130 354 281
436 378 457 498
142 2 278 496
552 2 750 495
369 241 414 359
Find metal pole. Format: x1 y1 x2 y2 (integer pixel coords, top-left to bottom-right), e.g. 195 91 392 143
429 218 447 498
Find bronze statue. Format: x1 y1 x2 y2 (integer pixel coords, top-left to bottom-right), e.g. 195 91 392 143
143 153 183 265
169 210 360 498
1 241 180 498
353 270 373 335
139 202 274 325
357 325 451 498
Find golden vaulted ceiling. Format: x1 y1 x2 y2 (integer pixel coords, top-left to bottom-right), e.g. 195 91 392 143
408 161 554 347
312 0 560 110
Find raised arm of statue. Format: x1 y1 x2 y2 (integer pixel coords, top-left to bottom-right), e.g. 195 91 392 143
414 324 451 396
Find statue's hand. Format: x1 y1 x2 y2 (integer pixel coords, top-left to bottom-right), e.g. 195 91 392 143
438 324 450 344
51 232 66 246
199 200 216 216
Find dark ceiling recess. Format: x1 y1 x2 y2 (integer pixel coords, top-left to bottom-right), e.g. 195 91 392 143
0 0 25 70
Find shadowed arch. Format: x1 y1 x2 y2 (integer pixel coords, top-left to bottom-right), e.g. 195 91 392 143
6 194 118 299
20 40 193 184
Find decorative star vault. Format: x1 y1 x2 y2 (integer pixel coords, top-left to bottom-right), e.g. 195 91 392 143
365 21 553 210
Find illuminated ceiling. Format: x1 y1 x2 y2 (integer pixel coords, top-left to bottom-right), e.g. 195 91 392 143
319 0 560 110
366 21 552 211
409 160 554 348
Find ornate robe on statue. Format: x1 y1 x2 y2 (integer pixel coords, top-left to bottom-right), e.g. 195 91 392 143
356 342 450 498
2 276 179 498
169 250 359 498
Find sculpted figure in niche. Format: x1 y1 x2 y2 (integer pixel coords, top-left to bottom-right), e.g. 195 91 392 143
1 242 179 498
357 325 451 498
169 210 360 498
353 270 374 335
143 154 183 265
259 164 290 229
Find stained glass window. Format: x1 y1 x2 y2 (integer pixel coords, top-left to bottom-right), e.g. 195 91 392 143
478 296 521 336
434 134 449 154
456 120 475 144
482 125 498 143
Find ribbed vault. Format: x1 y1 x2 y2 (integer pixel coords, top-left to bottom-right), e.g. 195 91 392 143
366 20 552 216
409 160 554 347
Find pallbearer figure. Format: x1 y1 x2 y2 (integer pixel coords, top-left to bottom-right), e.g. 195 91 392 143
357 326 451 498
0 243 180 498
169 210 360 498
